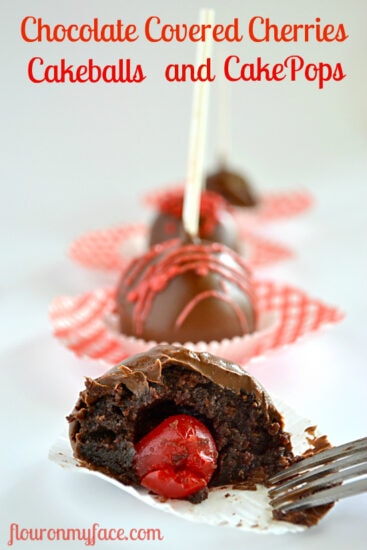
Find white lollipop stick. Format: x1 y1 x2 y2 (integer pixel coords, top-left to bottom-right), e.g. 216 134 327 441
182 8 215 239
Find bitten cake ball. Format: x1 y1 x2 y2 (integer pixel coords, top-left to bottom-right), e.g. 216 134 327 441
68 345 294 504
149 189 239 251
116 239 257 344
206 167 258 207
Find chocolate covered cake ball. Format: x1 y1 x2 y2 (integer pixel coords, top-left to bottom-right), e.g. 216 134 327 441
206 167 258 207
149 189 239 251
116 239 257 344
68 345 292 502
68 345 332 525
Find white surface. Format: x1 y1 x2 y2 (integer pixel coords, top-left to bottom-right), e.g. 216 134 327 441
1 1 367 549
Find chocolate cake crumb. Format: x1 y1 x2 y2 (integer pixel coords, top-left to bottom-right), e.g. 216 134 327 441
67 345 331 526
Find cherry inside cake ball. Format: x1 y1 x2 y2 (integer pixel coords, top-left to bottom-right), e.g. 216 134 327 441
149 189 239 251
206 167 258 207
116 239 257 344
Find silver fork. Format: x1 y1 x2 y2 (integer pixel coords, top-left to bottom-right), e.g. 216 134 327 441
268 436 367 512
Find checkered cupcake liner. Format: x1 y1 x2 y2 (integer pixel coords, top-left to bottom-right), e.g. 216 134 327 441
49 281 343 368
69 223 293 273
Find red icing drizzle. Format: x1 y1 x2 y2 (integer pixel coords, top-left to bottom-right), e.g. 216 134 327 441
155 190 228 238
120 240 256 338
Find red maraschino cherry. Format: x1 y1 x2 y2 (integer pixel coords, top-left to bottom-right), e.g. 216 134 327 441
134 414 217 498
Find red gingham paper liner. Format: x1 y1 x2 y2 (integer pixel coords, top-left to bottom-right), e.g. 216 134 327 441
69 224 147 272
143 185 313 225
49 282 343 368
232 190 313 227
69 223 293 272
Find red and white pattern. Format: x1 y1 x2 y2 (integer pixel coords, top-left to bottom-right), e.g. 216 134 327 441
49 283 343 368
233 190 313 226
239 228 293 267
69 224 147 272
144 186 313 225
69 223 293 273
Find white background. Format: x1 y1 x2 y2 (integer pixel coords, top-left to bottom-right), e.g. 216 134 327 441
1 1 366 549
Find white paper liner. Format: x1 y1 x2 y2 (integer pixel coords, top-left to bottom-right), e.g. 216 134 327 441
49 396 325 534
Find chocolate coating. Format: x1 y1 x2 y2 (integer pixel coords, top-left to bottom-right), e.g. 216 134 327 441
117 239 257 344
149 190 239 251
206 168 258 207
75 344 273 404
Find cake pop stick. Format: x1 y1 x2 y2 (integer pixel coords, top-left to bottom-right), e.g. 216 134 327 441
182 8 215 239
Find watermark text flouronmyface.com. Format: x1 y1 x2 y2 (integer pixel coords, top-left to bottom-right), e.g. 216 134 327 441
7 522 164 546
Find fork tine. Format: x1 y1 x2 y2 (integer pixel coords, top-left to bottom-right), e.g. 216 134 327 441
269 436 367 484
269 436 367 512
270 462 367 506
269 449 367 497
271 478 367 512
